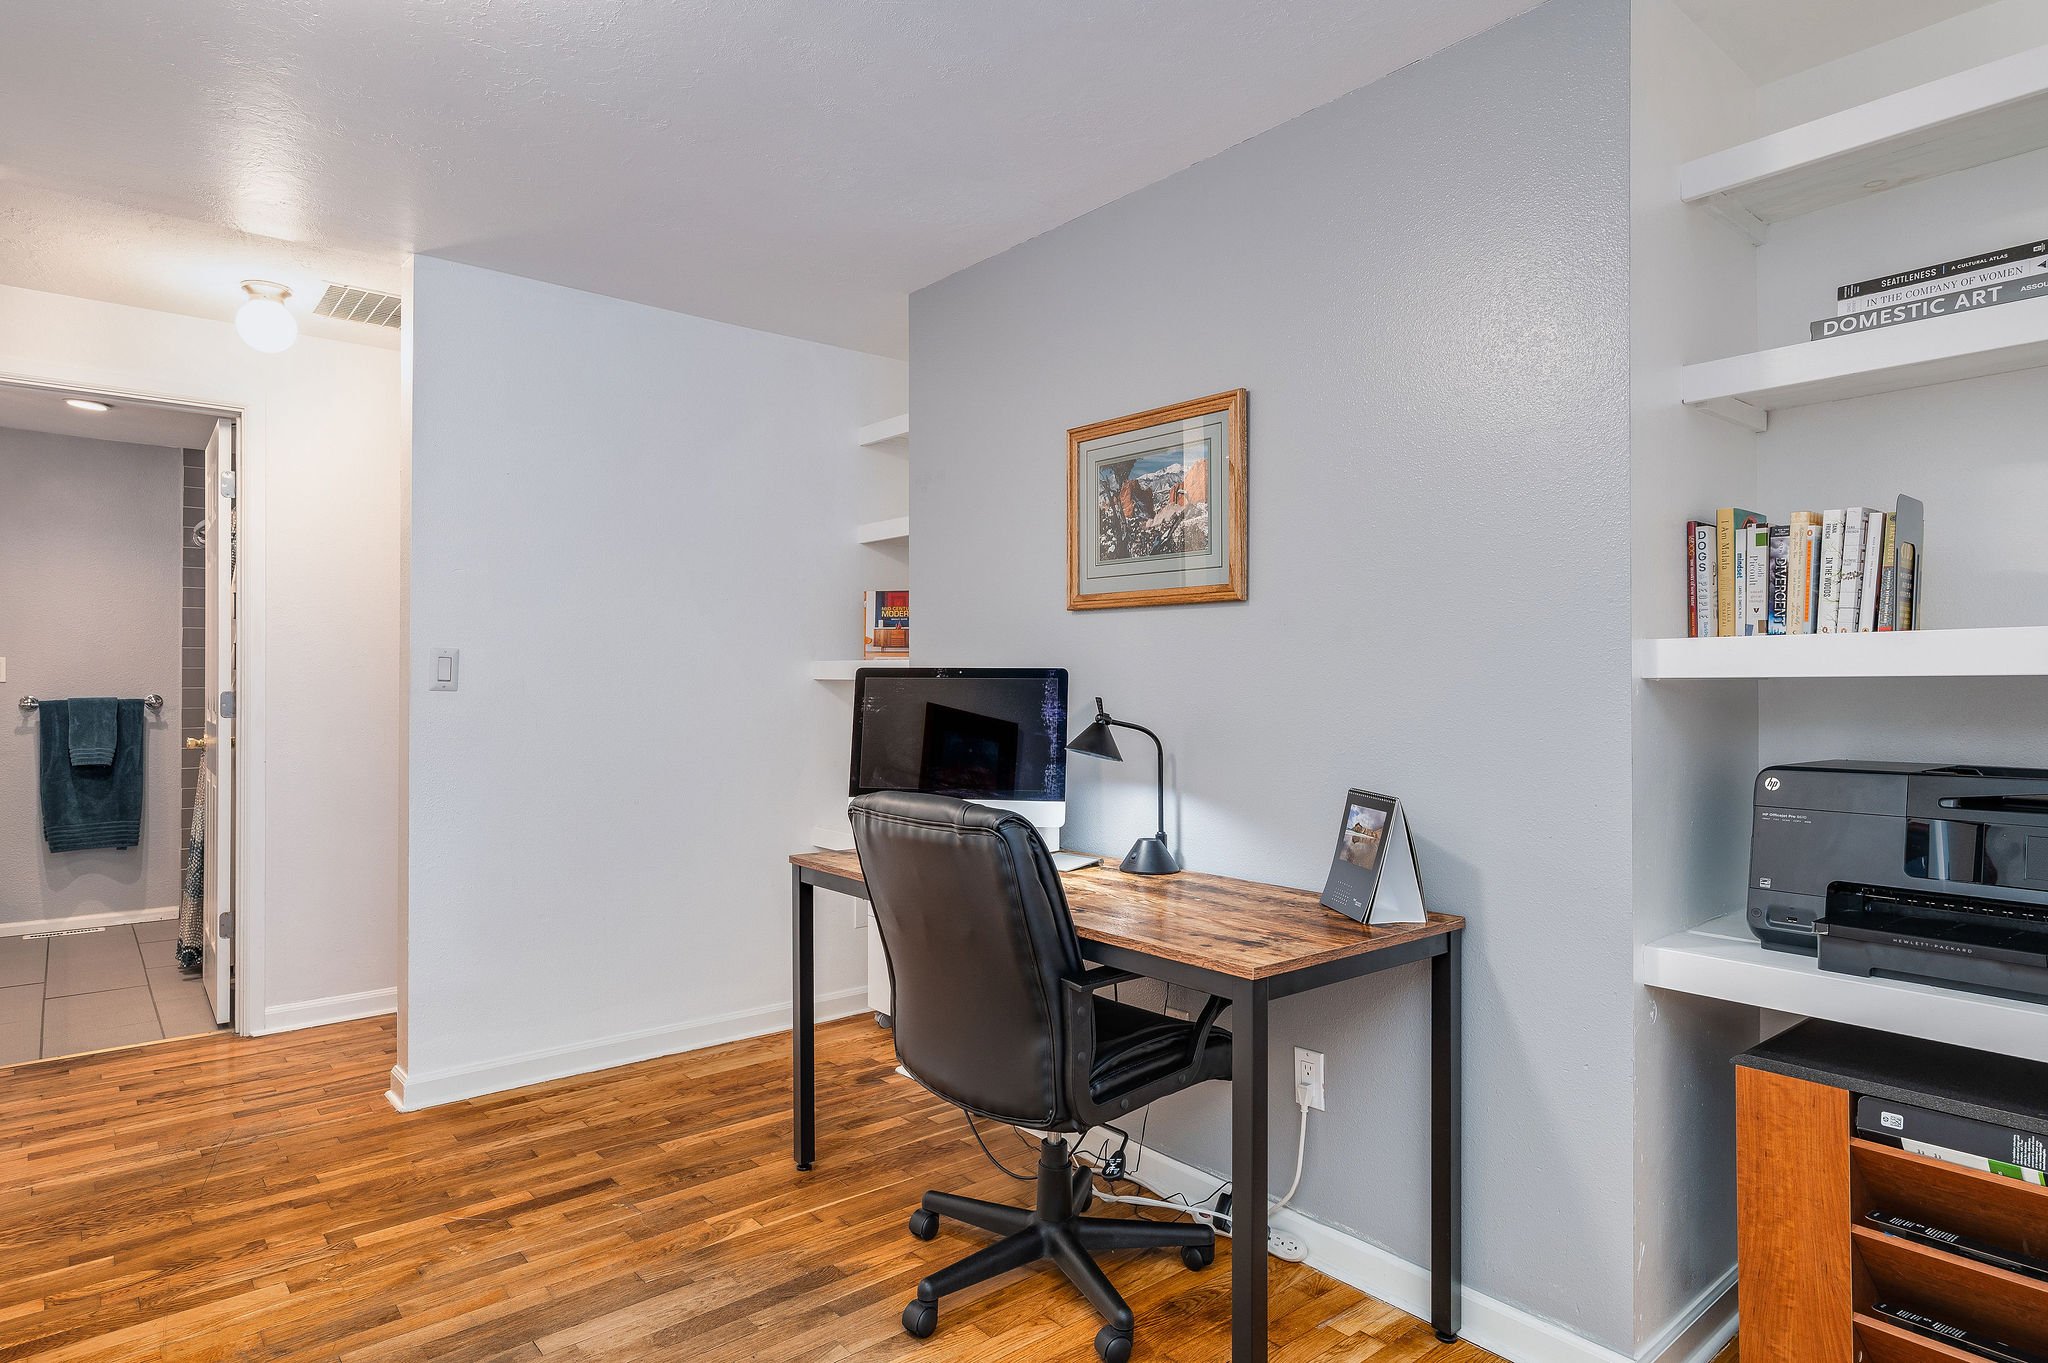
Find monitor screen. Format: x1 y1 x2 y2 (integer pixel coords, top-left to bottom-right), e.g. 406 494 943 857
850 668 1068 801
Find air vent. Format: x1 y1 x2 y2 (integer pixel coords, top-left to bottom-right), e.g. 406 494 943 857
314 283 403 329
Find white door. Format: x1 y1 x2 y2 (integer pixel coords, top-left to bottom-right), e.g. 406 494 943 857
200 418 236 1026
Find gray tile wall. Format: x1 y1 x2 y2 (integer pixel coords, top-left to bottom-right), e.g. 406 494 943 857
181 448 205 837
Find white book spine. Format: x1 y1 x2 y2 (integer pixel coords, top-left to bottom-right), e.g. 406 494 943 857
1692 524 1717 638
1858 509 1886 632
1743 526 1769 636
1835 508 1868 634
1818 511 1845 634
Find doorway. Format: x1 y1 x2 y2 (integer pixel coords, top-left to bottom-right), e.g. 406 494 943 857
0 380 241 1061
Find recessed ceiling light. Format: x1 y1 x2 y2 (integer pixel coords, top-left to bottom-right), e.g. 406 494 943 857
65 398 111 413
236 280 298 353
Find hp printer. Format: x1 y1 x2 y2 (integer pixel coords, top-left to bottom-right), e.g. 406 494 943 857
1748 761 2048 1001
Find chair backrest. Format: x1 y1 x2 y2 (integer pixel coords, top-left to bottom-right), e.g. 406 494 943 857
849 791 1085 1126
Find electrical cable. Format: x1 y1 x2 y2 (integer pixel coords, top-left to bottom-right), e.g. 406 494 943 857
965 1113 1034 1181
1086 1095 1311 1238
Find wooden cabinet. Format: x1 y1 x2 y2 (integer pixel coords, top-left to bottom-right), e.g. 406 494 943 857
1735 1023 2048 1363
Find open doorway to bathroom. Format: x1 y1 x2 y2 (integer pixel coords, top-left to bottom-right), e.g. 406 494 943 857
0 380 238 1062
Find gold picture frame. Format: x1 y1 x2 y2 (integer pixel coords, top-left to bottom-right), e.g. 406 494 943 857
1066 389 1247 611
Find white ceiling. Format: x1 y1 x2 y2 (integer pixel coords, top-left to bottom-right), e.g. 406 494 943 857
0 0 1550 358
1672 0 2004 83
0 383 221 450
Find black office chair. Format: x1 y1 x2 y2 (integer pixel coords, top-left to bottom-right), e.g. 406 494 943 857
849 791 1233 1362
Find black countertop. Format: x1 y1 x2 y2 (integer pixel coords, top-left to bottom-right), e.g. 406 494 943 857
1738 1020 2048 1136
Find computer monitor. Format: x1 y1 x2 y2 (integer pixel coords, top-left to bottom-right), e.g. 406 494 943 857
850 667 1068 840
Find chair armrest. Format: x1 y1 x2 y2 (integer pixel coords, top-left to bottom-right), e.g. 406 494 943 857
1185 993 1229 1066
1070 965 1140 993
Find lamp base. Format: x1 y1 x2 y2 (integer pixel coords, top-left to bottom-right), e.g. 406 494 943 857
1120 836 1181 876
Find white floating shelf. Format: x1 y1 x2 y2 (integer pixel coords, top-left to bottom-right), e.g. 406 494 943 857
1681 301 2048 428
1640 912 2048 1061
856 414 909 447
1681 44 2048 233
1636 626 2048 680
810 657 912 682
856 515 909 545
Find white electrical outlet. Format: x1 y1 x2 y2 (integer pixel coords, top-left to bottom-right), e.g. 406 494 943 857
1293 1047 1325 1111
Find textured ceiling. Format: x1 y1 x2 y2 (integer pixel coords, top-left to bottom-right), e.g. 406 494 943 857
0 0 1547 356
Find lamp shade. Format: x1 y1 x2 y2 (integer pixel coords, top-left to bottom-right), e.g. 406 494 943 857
1066 716 1122 762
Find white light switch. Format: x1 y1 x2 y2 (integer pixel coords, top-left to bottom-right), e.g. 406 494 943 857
0 658 6 683
431 648 460 691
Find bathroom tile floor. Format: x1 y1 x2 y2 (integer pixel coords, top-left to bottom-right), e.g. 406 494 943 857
0 921 226 1063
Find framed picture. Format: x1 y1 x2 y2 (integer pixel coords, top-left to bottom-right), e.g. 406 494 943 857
1067 389 1246 610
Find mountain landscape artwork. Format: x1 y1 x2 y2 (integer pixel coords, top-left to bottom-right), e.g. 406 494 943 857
1096 443 1211 562
1067 388 1246 610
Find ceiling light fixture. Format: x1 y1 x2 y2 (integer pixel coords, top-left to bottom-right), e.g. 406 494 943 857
64 398 112 413
235 280 298 353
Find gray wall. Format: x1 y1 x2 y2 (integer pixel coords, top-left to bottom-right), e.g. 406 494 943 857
1 427 185 924
909 0 1637 1346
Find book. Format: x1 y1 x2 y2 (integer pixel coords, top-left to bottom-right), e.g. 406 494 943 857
1875 512 1901 631
1766 524 1790 635
1855 1095 2048 1186
1789 512 1822 634
1858 509 1886 632
1840 252 2048 315
861 589 909 657
1817 510 1845 634
1865 1211 2048 1283
1691 522 1717 638
1899 541 1919 630
1743 524 1769 636
1869 1303 2048 1363
1812 274 2048 340
1836 508 1868 633
1715 508 1763 638
1840 238 2048 301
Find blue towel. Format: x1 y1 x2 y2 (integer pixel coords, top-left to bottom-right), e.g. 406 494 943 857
39 698 145 852
67 696 119 766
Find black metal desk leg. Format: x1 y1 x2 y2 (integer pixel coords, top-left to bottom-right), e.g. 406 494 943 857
1230 980 1270 1362
792 871 816 1170
1430 935 1463 1342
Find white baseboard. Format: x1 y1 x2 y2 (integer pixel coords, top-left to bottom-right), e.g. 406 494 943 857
6 905 178 938
386 986 870 1112
260 987 398 1035
1064 1129 1735 1363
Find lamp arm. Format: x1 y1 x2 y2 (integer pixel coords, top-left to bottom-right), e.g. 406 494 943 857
1107 718 1167 841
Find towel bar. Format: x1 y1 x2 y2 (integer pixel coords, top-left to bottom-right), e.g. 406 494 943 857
18 694 164 714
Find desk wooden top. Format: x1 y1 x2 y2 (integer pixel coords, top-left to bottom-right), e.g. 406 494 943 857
790 848 1461 982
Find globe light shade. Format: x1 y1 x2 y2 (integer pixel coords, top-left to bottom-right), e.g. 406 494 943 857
235 284 297 353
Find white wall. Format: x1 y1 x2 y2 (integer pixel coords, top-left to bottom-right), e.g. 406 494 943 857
1627 0 1763 1349
910 0 1642 1350
0 282 403 1032
397 257 906 1109
1757 0 2048 131
0 429 185 924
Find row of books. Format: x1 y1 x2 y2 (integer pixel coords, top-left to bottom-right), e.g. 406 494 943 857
1813 236 2048 340
1684 498 1923 638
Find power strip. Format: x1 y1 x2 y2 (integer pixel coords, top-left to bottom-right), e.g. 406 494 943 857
1267 1232 1309 1263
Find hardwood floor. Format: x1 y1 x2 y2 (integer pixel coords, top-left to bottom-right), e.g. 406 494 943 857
0 1015 1510 1361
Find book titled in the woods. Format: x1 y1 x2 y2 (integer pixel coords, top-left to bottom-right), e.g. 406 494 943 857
862 590 910 657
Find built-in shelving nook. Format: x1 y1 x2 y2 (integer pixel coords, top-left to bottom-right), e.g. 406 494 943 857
1631 3 2048 1344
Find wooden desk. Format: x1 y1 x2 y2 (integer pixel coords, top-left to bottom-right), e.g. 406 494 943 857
788 849 1465 1360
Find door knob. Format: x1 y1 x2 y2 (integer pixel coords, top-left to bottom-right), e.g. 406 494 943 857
185 735 216 749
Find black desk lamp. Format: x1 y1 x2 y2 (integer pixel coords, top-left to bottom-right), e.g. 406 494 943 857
1066 697 1181 875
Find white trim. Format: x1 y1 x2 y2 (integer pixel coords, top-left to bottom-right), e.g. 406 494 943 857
386 986 870 1111
4 905 178 938
259 987 398 1035
1067 1130 1735 1363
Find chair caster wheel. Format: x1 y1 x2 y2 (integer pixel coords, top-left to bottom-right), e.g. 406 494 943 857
1095 1324 1133 1361
907 1209 938 1241
902 1299 938 1338
1180 1241 1215 1270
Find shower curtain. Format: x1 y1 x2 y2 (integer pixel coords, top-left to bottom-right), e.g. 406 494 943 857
175 785 204 971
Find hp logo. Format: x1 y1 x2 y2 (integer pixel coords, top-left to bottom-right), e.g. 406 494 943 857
1764 776 1781 792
